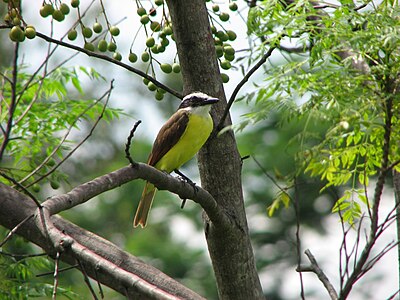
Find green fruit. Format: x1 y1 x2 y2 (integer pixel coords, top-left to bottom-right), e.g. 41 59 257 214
155 0 164 5
214 37 222 45
160 37 169 47
137 7 146 16
146 36 155 47
150 21 161 32
60 3 70 15
155 91 164 100
221 73 229 83
210 25 217 34
97 39 108 52
40 4 54 18
12 17 21 26
219 12 230 22
93 22 103 33
215 45 223 57
50 180 60 189
32 184 41 193
149 9 157 16
172 63 181 73
9 25 25 42
52 10 65 22
84 42 95 51
107 42 117 52
141 51 150 62
157 44 165 53
212 4 219 12
71 0 80 8
220 60 231 70
219 33 229 42
25 26 36 39
160 63 172 73
151 46 159 54
68 29 77 40
110 26 120 36
163 25 173 35
224 45 235 56
82 27 93 38
113 52 122 61
147 82 157 91
129 52 138 63
224 53 235 61
226 30 237 41
229 2 238 11
48 158 56 167
140 15 150 24
143 78 150 85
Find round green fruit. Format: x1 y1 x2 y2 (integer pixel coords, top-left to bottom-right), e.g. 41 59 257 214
107 42 117 52
212 4 219 12
52 10 65 22
146 36 155 47
219 12 230 22
221 73 229 83
32 184 41 193
163 25 173 35
50 180 60 190
68 29 78 40
71 0 80 8
160 63 172 73
25 26 36 39
9 25 25 42
150 21 161 32
60 3 70 15
137 7 146 16
141 51 150 62
128 52 138 63
110 26 120 36
140 15 150 24
97 39 108 52
84 42 95 51
147 82 157 91
113 52 122 61
227 30 237 41
155 0 164 6
93 22 103 33
172 63 181 73
40 4 54 18
224 45 235 56
155 91 164 101
82 27 93 38
220 60 231 70
229 2 238 11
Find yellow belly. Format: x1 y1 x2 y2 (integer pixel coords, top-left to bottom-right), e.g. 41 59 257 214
155 113 213 172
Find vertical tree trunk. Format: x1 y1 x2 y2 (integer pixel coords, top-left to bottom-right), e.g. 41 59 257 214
165 1 264 299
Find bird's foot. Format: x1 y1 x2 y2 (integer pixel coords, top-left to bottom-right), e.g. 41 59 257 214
174 169 199 209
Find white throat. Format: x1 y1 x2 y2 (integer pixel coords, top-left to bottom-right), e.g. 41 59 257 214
181 105 212 117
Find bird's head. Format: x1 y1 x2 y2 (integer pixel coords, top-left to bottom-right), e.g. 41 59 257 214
179 92 219 110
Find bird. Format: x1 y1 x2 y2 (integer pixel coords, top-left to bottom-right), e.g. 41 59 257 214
133 92 219 228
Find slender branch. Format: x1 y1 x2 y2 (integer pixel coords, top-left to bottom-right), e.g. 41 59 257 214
34 31 182 99
77 259 99 300
52 251 61 300
297 249 338 300
0 41 19 161
125 120 142 166
0 214 34 247
0 171 40 206
217 46 276 130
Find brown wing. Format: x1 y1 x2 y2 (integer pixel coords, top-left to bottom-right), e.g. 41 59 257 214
147 110 189 166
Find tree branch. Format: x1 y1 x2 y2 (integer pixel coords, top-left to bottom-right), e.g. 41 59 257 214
0 183 205 300
297 249 338 300
32 30 183 99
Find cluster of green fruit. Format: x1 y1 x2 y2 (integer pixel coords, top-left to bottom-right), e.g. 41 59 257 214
39 1 72 22
209 2 239 83
4 7 37 42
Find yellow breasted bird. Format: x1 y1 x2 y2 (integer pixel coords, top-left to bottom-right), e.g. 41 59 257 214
133 92 219 228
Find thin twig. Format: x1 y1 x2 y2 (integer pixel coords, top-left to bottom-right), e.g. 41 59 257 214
52 251 61 300
77 259 99 300
36 264 79 277
0 214 34 247
125 120 142 166
34 31 182 99
0 171 40 206
217 46 276 130
298 249 339 300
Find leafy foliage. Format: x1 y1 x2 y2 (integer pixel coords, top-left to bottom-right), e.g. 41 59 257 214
244 2 400 223
0 66 120 190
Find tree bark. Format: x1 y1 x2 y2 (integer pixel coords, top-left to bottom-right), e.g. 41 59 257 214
165 1 264 299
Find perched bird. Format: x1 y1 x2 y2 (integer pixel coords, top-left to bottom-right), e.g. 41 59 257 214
133 92 219 228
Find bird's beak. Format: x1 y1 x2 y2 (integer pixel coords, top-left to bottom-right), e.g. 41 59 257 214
204 97 219 105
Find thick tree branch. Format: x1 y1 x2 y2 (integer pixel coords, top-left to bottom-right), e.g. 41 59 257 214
0 183 205 300
41 162 227 228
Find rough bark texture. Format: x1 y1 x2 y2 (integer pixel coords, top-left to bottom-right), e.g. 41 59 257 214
165 1 264 299
0 182 204 300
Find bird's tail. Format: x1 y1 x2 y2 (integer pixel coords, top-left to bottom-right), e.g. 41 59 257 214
133 182 157 228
